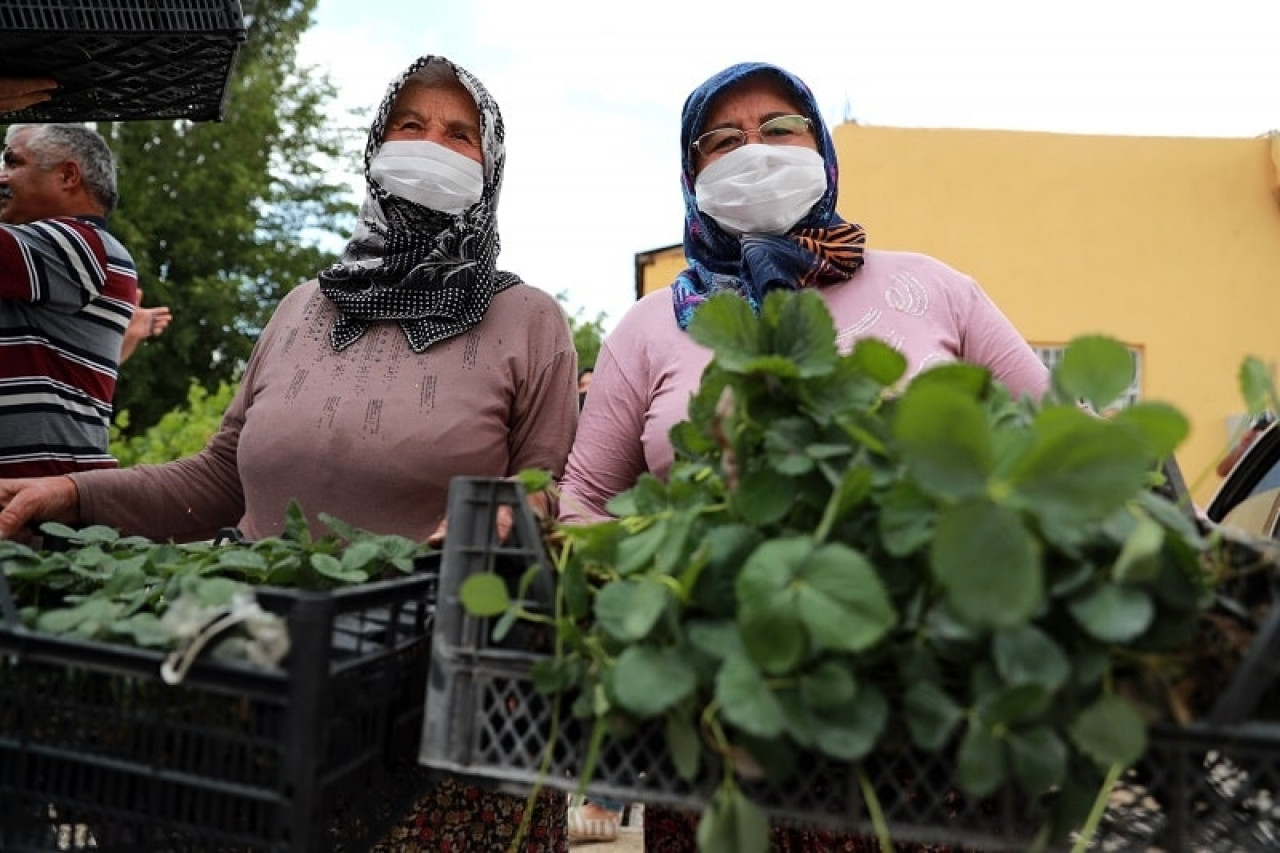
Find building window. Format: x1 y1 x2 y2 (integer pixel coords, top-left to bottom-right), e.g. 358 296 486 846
1033 345 1142 410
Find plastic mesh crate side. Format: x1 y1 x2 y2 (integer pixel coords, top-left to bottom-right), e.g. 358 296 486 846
0 652 295 851
417 480 1048 843
419 651 1045 847
272 590 333 848
435 476 556 659
0 0 245 33
357 563 438 769
1111 722 1280 853
0 0 247 122
282 572 437 849
0 569 437 851
422 654 549 791
1205 553 1280 726
415 488 1280 846
422 477 563 793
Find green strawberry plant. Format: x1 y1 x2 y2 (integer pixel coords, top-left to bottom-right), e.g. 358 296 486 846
0 501 433 652
469 289 1251 853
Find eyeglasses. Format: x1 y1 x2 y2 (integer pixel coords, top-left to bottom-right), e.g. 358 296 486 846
691 115 813 157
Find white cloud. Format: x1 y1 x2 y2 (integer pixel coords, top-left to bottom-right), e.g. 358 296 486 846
299 0 1280 330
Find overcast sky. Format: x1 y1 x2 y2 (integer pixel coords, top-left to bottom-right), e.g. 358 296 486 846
298 0 1279 331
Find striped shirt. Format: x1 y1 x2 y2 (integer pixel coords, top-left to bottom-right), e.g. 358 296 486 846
0 215 138 476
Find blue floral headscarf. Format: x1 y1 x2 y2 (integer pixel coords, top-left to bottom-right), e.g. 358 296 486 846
319 55 519 352
672 62 867 329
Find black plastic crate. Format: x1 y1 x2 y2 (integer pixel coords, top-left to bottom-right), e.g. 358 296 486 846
0 0 246 122
419 477 1280 851
0 562 438 852
1099 723 1280 851
419 478 1042 847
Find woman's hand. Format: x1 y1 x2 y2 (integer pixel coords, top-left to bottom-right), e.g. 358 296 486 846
0 476 81 543
427 505 517 549
0 78 57 113
426 481 551 549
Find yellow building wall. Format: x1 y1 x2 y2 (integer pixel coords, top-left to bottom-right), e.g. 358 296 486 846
633 248 687 304
638 127 1280 503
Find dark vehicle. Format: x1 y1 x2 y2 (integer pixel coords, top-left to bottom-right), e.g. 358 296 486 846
1207 420 1280 536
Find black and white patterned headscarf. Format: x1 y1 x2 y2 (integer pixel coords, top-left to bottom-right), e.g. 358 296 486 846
318 55 520 352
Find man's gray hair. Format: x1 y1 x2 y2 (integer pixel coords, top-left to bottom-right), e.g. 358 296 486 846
5 123 119 213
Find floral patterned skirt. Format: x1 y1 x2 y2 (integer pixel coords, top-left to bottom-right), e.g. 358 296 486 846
643 804 964 853
367 775 566 852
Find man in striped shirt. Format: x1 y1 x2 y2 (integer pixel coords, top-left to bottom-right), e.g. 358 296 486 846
0 123 138 476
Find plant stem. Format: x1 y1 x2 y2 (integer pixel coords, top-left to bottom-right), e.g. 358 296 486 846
505 538 576 853
1070 762 1124 853
856 765 894 853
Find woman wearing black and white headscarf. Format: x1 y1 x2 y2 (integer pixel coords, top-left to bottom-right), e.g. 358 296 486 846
0 54 576 848
319 56 522 354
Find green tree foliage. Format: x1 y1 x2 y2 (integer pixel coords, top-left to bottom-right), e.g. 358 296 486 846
107 0 360 435
110 381 236 466
563 295 607 370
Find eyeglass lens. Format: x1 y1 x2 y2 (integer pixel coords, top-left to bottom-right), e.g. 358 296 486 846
695 115 811 156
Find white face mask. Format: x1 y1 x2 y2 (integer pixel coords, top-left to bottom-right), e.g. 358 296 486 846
694 145 827 236
369 139 484 213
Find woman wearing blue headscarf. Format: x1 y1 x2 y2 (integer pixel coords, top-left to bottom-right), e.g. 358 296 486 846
559 60 1044 851
561 59 1046 525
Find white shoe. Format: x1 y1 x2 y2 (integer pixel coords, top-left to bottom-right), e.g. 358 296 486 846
567 802 621 843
